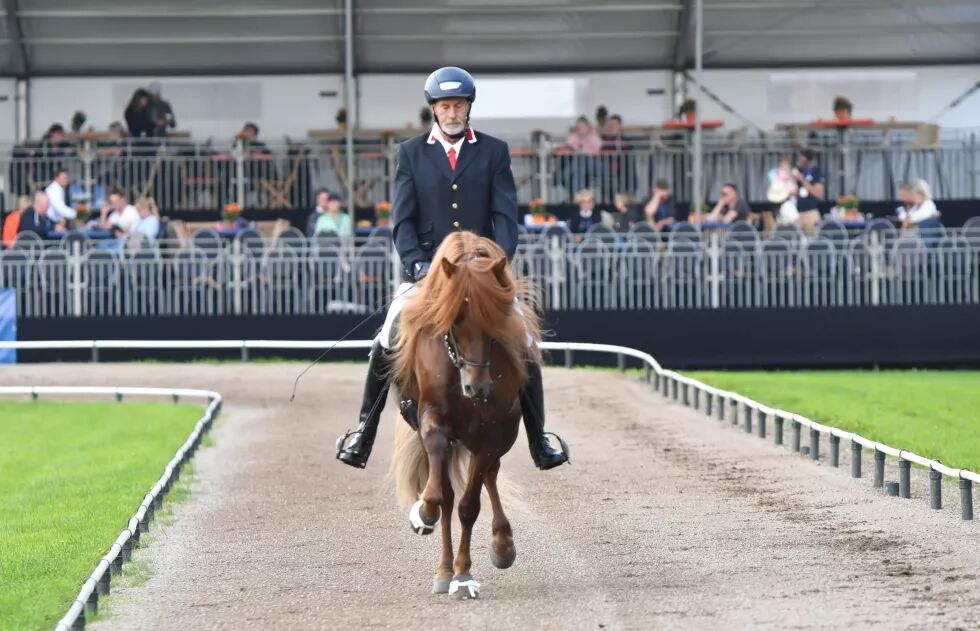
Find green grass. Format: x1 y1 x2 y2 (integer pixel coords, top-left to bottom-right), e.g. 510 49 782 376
0 400 203 631
688 371 980 472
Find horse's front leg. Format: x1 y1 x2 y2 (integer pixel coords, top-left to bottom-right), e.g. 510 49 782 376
451 452 490 600
409 414 448 535
433 464 455 594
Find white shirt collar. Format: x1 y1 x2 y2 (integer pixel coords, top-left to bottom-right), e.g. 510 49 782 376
427 123 477 155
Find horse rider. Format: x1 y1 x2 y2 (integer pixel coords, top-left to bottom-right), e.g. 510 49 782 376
336 66 569 472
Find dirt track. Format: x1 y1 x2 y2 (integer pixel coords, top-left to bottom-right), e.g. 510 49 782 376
7 363 979 630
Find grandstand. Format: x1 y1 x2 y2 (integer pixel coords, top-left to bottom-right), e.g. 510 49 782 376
1 0 979 367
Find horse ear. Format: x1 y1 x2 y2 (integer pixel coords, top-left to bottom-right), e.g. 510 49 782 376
441 257 458 278
491 257 509 286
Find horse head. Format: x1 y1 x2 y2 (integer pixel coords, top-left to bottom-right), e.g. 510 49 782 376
438 254 510 401
395 231 539 406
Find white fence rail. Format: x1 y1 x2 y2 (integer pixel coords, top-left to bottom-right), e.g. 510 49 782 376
0 386 222 631
2 339 975 526
3 227 979 317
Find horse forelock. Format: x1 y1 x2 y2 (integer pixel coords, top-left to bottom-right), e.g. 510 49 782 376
393 232 541 390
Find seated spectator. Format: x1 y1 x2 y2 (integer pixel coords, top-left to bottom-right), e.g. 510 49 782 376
306 189 330 237
894 182 914 222
2 195 31 249
124 88 154 138
99 188 140 235
638 179 677 231
44 168 76 225
703 183 750 224
608 193 633 232
18 192 63 238
314 192 353 237
569 189 600 234
133 197 161 241
902 179 942 246
146 82 176 137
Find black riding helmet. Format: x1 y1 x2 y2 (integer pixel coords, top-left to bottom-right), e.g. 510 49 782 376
424 66 476 104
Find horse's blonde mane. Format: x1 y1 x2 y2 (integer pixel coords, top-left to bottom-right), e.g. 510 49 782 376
393 231 540 390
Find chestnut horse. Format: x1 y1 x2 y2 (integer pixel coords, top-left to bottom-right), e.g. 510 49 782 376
389 231 541 599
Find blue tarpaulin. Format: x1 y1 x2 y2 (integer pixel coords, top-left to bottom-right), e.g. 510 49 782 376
0 289 16 363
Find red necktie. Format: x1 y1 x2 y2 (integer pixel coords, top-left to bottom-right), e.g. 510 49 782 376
447 147 457 171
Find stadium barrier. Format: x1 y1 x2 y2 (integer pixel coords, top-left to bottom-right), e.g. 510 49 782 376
0 386 223 631
3 228 978 317
3 339 975 527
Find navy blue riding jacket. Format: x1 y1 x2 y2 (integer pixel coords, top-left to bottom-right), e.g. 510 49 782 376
391 127 520 282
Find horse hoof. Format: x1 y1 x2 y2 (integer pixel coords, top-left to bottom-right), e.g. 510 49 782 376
432 576 452 594
490 545 516 569
409 500 439 536
449 574 480 600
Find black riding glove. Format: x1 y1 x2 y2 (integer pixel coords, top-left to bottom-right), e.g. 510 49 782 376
413 261 430 282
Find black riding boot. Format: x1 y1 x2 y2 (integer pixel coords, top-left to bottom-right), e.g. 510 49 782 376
336 340 391 469
519 362 570 470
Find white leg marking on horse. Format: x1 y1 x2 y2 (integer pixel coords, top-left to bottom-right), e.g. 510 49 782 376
449 577 481 600
409 499 438 535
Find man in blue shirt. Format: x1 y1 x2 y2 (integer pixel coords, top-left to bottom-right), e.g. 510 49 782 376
793 149 825 232
634 179 676 230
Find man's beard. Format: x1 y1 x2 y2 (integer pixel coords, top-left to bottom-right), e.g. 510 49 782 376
439 118 466 138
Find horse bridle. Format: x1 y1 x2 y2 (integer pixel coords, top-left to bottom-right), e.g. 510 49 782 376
443 327 492 371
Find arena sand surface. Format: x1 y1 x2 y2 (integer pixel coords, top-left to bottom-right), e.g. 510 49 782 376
8 363 979 631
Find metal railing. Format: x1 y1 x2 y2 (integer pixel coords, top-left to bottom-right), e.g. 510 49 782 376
3 127 978 210
2 226 978 318
0 385 222 631
0 340 974 524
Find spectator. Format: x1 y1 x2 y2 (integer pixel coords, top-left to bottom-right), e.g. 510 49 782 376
894 182 914 222
18 192 63 238
704 183 750 224
37 124 75 183
99 188 140 235
314 191 353 237
44 168 76 224
793 148 825 233
306 189 331 236
133 197 161 241
566 116 601 154
41 123 74 158
146 82 176 137
608 193 633 232
236 122 271 156
2 195 31 248
124 88 154 138
764 154 798 232
569 189 600 234
565 116 601 194
638 179 677 231
902 179 942 246
601 114 635 196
